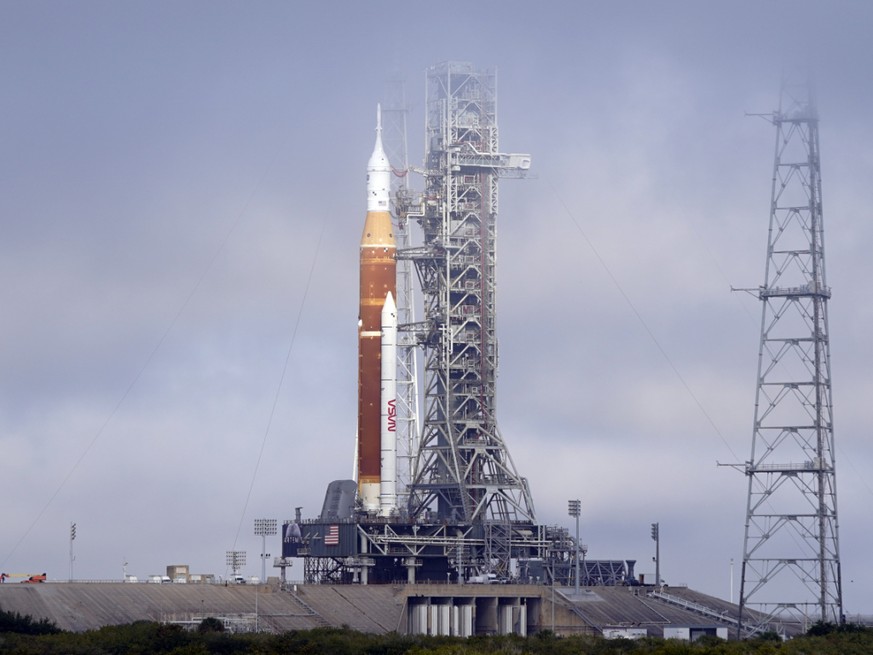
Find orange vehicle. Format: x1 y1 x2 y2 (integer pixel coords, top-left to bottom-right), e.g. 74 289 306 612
0 572 46 583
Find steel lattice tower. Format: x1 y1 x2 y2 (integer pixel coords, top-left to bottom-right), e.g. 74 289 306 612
738 74 842 634
405 62 535 526
381 75 420 511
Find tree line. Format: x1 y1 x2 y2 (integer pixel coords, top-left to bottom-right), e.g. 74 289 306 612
3 607 873 654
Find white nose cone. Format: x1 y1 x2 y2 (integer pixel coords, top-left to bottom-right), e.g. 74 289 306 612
367 104 391 212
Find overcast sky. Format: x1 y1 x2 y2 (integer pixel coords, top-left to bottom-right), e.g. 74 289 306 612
2 0 872 613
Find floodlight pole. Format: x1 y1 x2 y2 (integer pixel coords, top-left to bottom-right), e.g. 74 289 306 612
69 522 76 582
253 519 277 584
568 500 581 596
226 550 247 579
651 522 660 587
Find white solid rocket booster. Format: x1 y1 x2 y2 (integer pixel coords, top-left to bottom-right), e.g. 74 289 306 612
380 290 398 515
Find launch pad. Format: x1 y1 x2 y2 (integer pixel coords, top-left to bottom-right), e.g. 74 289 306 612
282 469 630 589
282 509 632 587
281 62 634 594
284 515 547 585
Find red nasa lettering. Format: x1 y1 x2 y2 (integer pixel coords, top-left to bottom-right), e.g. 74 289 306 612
387 399 397 432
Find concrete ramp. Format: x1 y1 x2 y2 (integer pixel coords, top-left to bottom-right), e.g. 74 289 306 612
1 582 740 637
0 583 326 633
293 585 405 633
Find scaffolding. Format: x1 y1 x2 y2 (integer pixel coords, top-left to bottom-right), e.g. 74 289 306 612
738 72 843 635
405 62 535 530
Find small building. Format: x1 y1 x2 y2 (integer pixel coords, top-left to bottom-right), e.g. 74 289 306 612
166 565 189 583
663 625 728 641
603 627 648 639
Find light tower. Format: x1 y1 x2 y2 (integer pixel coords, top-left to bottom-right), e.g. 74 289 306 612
69 521 76 582
406 62 535 530
568 500 581 595
226 550 247 580
253 518 277 584
651 522 660 587
738 73 842 634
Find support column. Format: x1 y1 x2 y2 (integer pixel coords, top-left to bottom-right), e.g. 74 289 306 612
404 557 420 584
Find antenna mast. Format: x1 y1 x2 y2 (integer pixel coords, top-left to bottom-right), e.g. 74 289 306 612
738 71 843 635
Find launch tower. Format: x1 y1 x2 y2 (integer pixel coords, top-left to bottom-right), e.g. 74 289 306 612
738 74 843 634
405 61 535 526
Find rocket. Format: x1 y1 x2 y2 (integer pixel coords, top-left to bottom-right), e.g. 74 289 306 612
358 105 396 513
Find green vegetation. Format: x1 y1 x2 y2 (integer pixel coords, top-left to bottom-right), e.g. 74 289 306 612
0 606 61 635
2 616 873 654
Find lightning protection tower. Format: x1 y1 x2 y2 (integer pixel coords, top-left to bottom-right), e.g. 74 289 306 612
406 62 535 529
738 73 842 635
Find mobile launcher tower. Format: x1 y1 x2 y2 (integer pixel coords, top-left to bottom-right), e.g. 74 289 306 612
283 62 629 587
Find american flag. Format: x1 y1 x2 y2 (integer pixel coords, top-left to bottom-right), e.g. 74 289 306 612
325 525 340 546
